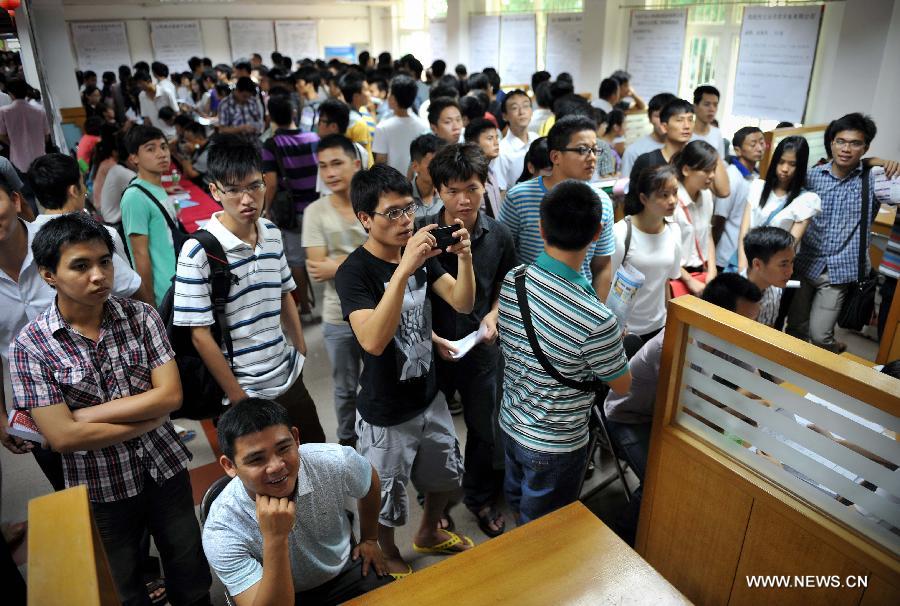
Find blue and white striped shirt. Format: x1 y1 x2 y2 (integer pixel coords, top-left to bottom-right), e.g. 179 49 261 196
173 213 301 400
498 176 616 280
498 253 629 453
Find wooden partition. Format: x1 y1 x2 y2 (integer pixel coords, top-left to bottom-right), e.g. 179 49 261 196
759 124 828 176
637 296 900 605
28 485 120 606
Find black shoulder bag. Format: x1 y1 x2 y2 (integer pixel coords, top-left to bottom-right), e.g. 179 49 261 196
837 165 878 331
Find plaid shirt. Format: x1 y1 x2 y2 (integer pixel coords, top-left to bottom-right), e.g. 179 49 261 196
217 95 265 134
795 162 898 284
9 296 191 503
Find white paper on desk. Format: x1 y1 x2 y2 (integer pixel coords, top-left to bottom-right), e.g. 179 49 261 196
449 324 489 360
195 219 210 229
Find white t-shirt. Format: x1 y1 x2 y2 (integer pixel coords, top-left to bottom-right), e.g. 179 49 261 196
100 163 137 224
674 184 715 269
496 129 539 191
746 179 822 232
591 98 614 112
371 114 429 175
690 125 726 160
138 88 178 131
714 163 756 268
621 134 664 178
610 219 683 335
527 108 552 134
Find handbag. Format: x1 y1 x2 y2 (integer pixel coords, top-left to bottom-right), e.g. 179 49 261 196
669 197 708 297
267 139 298 230
837 165 877 331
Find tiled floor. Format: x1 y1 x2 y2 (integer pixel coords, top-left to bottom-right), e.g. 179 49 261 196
0 301 885 604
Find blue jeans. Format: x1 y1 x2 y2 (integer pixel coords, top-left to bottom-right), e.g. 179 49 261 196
502 433 589 524
606 420 652 546
322 322 362 442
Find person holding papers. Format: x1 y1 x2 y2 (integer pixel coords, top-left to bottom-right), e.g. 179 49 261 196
417 143 517 537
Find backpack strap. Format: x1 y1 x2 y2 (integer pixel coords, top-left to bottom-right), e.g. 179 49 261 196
514 265 602 392
191 229 235 368
623 216 633 265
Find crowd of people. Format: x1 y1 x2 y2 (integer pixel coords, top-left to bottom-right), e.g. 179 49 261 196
0 47 898 606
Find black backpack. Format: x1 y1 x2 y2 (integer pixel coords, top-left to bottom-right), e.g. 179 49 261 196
157 230 235 420
126 182 192 255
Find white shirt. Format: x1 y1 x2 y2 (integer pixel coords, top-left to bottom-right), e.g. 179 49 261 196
690 125 726 160
100 164 137 224
674 184 715 268
371 114 429 175
610 219 683 335
714 163 757 268
496 129 539 191
527 108 552 134
138 88 178 131
157 79 179 110
621 134 664 178
591 99 614 112
746 179 822 232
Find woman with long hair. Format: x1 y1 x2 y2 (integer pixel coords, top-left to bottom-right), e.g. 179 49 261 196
736 135 821 270
516 136 552 183
672 140 719 296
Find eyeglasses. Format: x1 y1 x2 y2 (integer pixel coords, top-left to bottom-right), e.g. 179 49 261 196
372 201 420 221
560 146 605 157
832 138 865 150
214 181 266 200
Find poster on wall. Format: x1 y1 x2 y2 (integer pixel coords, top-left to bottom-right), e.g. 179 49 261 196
275 20 319 61
429 19 447 66
625 9 687 101
499 14 536 87
545 13 583 90
70 21 131 76
228 20 276 64
468 15 500 74
150 21 204 73
732 6 823 122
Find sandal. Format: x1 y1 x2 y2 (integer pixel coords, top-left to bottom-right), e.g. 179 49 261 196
412 530 474 555
388 563 413 580
471 506 505 538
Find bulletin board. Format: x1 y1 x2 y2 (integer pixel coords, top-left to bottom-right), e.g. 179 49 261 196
69 21 131 76
275 20 319 62
149 20 204 73
468 15 500 74
545 13 583 90
625 9 687 101
228 20 276 64
499 14 536 87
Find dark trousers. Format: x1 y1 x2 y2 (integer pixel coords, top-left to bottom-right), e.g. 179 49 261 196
436 344 504 511
606 420 653 546
0 529 26 606
32 444 66 492
274 373 326 443
879 276 897 340
295 555 393 605
91 470 212 606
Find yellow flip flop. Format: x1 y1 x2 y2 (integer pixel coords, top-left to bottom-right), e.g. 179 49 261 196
412 530 474 555
389 564 413 580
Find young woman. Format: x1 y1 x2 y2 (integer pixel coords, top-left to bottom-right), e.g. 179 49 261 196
736 136 821 270
516 136 552 183
672 140 719 296
600 108 626 162
611 164 683 341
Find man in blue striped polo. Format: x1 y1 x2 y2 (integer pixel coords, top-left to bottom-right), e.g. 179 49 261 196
498 179 632 524
173 134 325 442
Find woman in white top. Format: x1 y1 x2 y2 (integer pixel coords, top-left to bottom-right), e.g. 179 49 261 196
611 164 683 341
736 136 822 270
672 140 719 296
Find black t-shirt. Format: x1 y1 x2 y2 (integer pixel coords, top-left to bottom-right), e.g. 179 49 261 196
334 246 447 426
627 148 668 205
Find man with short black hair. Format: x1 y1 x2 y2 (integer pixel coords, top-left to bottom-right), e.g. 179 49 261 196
591 78 619 113
610 69 646 111
496 89 538 192
691 85 726 158
0 79 50 174
338 72 375 162
218 76 265 136
428 97 464 144
714 126 765 270
134 70 179 132
372 74 429 173
620 92 676 177
409 133 448 219
743 226 795 327
294 66 323 133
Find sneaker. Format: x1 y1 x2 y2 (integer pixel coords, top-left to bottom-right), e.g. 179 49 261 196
338 437 357 449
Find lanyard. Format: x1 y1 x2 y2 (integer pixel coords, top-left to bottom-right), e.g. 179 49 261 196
678 196 706 265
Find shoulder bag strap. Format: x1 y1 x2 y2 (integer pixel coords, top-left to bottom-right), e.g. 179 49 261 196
623 217 633 264
192 229 235 368
514 266 601 392
858 165 873 282
127 182 178 234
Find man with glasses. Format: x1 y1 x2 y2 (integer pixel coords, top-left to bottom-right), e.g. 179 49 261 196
787 113 900 351
173 135 325 441
334 164 476 577
499 115 617 300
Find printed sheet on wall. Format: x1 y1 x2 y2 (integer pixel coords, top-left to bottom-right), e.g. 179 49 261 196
70 21 131 77
468 15 500 74
499 14 536 87
150 21 204 73
229 20 276 64
545 13 583 92
275 21 319 62
732 6 823 123
429 19 447 67
625 9 687 101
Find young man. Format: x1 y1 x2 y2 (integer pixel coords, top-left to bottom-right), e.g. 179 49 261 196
294 66 322 133
713 126 765 270
301 135 367 447
202 399 392 605
217 77 265 137
590 78 619 113
499 115 616 300
499 179 632 524
338 72 374 162
420 143 518 537
9 213 212 606
151 61 178 104
463 118 502 218
620 92 677 177
120 124 178 307
495 89 538 192
173 135 325 441
316 99 369 196
628 98 729 201
334 164 476 575
788 113 900 351
409 133 447 219
134 70 178 132
372 74 429 174
0 79 51 174
428 97 464 145
262 94 320 319
743 226 795 328
178 120 211 188
27 153 143 301
691 85 726 159
610 69 646 111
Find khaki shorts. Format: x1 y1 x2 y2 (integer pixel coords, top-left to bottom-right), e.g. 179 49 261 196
356 398 464 527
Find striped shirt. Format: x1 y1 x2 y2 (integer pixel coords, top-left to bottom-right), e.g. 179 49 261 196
172 213 301 400
261 129 320 213
498 253 628 453
499 176 615 280
10 297 191 503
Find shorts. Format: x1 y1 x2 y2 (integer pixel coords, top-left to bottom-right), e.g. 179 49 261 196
356 398 464 527
281 214 305 267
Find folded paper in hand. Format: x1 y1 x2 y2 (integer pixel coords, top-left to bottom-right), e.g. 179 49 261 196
448 324 490 360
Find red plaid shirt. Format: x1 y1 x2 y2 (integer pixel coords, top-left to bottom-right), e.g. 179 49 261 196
10 296 191 503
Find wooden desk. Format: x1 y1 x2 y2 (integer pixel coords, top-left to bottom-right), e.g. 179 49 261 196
348 502 687 606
